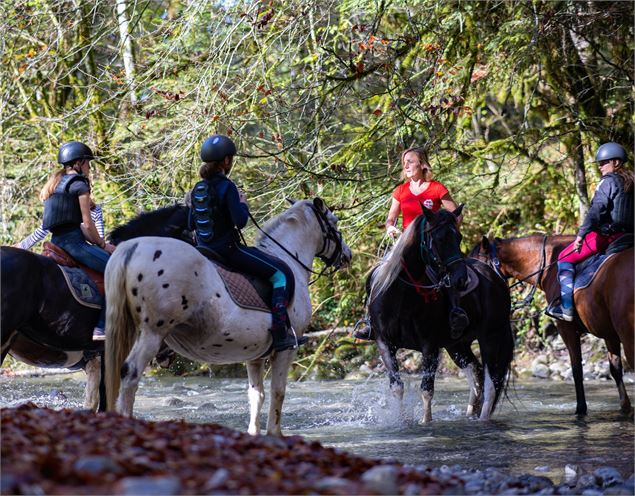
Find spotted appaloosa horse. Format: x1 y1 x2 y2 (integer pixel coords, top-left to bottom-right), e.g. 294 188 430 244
368 207 514 422
1 205 189 410
105 198 352 436
471 235 633 415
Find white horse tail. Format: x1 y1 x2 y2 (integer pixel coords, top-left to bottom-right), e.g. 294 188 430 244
105 241 138 411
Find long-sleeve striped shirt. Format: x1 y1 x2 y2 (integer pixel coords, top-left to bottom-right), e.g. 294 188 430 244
19 204 105 250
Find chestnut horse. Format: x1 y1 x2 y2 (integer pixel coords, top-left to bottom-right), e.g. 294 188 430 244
470 235 633 415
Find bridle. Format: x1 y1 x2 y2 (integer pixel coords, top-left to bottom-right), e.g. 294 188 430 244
248 203 346 284
399 215 464 293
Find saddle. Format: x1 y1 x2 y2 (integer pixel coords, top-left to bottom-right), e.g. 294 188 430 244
42 242 105 297
196 246 294 312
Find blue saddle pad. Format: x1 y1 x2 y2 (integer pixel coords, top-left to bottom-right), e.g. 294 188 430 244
574 253 608 291
58 266 104 309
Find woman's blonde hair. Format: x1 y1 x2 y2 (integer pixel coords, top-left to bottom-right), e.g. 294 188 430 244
400 147 432 182
39 163 93 207
615 163 634 193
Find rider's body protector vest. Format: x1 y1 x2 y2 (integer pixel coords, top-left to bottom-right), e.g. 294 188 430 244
609 177 634 233
189 176 233 246
42 175 89 231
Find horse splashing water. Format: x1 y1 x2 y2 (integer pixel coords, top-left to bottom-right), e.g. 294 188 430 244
1 205 190 410
368 207 514 422
105 198 352 435
470 235 634 415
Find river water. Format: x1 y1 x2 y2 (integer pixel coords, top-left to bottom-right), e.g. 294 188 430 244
1 373 633 484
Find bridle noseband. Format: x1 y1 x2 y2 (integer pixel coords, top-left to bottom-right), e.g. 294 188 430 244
310 205 345 269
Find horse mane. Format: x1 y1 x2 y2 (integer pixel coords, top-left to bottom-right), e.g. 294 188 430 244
369 217 420 302
109 204 188 244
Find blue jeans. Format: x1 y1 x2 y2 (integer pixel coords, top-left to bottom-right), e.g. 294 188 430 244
52 228 110 328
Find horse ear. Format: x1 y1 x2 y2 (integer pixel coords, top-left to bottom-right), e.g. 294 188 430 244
286 198 297 205
420 202 435 222
452 204 464 218
480 235 490 251
313 197 325 211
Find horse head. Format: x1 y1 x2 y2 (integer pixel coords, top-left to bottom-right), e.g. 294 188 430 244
108 204 193 246
309 198 352 270
420 205 468 290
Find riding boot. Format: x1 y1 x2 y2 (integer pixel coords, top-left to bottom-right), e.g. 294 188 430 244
548 262 575 322
271 288 308 352
448 289 469 339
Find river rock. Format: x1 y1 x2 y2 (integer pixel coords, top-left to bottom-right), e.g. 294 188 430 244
564 463 579 481
73 455 122 476
117 476 181 495
575 473 600 492
313 476 351 492
532 363 551 379
360 464 399 495
204 468 229 489
163 397 186 406
593 466 624 487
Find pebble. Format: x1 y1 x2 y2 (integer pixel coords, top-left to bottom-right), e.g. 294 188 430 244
117 476 182 495
361 464 400 495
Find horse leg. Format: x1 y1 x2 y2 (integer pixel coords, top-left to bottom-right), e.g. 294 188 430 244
605 337 632 414
419 347 439 424
266 350 295 437
116 329 165 417
83 355 101 411
446 345 483 417
557 322 587 415
246 359 266 435
376 338 404 401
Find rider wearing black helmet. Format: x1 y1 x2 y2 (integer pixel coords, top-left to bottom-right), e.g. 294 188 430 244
189 135 308 352
548 142 634 322
40 141 115 340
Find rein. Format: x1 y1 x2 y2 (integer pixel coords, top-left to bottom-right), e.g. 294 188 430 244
248 206 343 285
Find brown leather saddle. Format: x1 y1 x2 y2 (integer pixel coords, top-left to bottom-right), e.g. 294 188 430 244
42 242 105 296
196 246 294 312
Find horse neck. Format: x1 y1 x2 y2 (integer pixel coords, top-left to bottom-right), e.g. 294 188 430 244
257 215 322 282
498 237 548 285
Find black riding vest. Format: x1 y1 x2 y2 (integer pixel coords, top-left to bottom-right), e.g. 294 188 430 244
42 175 88 231
609 176 634 233
189 175 236 246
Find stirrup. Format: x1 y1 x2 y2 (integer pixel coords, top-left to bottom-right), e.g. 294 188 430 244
273 327 308 352
352 317 374 341
545 302 574 322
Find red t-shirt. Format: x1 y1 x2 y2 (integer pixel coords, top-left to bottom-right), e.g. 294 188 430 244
392 180 449 229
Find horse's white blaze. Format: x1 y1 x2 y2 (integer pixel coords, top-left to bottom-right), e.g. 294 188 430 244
480 366 496 420
105 200 351 435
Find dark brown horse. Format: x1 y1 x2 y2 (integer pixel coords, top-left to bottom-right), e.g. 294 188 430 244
1 205 189 410
470 235 633 415
368 207 514 422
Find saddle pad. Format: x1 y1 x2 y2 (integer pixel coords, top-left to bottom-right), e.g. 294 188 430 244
216 265 270 312
574 252 616 292
459 265 480 298
57 266 103 310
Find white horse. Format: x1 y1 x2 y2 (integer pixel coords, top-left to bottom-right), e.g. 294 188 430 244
105 198 351 435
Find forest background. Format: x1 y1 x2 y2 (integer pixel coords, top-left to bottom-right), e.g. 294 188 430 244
1 0 633 373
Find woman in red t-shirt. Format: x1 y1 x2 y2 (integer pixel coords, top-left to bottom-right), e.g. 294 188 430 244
385 147 461 237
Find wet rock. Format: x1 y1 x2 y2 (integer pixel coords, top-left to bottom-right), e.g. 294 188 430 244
313 476 351 492
564 463 579 481
575 473 600 492
163 397 186 406
73 455 122 476
361 464 399 495
534 465 550 472
581 489 603 496
117 476 181 495
593 466 624 487
204 468 229 489
532 363 550 379
198 401 216 410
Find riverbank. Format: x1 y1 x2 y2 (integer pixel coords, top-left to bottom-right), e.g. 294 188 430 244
2 403 632 495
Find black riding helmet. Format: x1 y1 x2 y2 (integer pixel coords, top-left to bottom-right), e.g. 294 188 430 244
200 135 237 163
595 142 627 163
58 141 95 165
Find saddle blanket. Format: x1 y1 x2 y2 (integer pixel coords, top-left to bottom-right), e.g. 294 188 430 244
216 265 270 312
573 252 616 292
58 266 103 309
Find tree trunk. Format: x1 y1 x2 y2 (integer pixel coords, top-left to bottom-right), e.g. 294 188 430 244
116 0 137 105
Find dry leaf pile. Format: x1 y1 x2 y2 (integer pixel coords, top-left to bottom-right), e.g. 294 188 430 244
2 403 463 495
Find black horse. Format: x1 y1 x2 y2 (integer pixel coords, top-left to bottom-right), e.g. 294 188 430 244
367 206 514 422
1 205 190 410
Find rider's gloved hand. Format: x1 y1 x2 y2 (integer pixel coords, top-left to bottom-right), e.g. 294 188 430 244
386 225 401 238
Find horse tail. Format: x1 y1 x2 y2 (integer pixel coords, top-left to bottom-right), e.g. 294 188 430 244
488 314 515 415
105 241 139 411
